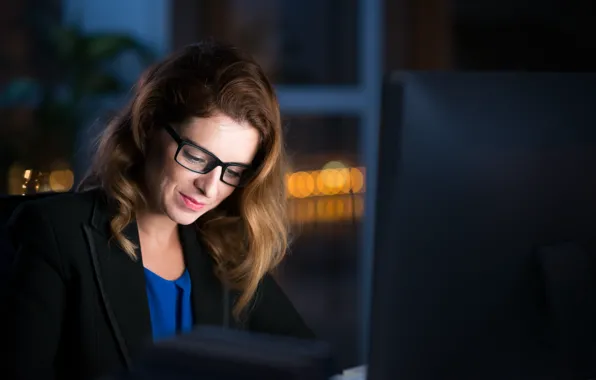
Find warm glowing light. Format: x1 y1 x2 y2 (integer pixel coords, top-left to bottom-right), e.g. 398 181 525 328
286 166 365 198
49 169 74 192
322 160 347 170
349 167 365 193
287 171 315 198
288 194 365 223
6 163 24 195
319 169 344 194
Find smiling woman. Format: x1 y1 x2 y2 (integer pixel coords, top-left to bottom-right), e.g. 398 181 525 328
146 118 259 225
4 40 315 380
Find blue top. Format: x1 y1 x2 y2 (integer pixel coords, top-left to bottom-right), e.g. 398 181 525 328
144 268 194 341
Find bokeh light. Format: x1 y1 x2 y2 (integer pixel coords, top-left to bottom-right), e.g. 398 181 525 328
286 166 365 199
49 169 74 192
285 162 366 223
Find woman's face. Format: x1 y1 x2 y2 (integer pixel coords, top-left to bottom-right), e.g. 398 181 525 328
144 113 260 225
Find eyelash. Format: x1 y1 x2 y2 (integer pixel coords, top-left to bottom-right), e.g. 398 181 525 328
183 152 205 163
225 169 241 178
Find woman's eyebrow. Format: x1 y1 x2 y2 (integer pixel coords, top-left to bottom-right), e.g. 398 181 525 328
180 134 202 148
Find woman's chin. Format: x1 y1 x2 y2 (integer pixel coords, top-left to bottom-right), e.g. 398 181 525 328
165 204 205 225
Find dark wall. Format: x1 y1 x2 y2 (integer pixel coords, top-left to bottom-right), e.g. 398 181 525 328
453 0 596 71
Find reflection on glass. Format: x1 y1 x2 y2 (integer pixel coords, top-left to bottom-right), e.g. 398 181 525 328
288 194 364 224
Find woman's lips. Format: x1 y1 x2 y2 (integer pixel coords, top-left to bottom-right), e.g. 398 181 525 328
180 192 205 211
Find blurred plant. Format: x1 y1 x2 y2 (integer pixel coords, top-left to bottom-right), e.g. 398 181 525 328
0 23 155 169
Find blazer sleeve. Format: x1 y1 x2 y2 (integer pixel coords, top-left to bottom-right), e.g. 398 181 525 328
3 202 67 380
247 273 316 340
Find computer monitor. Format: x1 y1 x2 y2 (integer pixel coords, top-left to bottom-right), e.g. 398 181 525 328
368 72 596 379
113 326 335 380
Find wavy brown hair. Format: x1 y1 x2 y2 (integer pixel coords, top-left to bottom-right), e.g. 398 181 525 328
80 41 289 317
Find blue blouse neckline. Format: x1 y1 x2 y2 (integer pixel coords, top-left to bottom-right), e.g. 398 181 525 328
144 267 193 341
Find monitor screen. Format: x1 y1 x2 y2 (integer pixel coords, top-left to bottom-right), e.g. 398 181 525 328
368 72 596 379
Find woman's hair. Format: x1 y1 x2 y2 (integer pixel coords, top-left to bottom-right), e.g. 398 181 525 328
80 40 289 317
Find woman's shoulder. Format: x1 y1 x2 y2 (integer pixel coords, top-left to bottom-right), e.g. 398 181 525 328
9 189 102 227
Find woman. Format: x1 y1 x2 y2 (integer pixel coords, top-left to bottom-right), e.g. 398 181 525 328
5 40 314 379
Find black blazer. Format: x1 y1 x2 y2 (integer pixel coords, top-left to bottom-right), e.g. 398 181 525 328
3 189 314 379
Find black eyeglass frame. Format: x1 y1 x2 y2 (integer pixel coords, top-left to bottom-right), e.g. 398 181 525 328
164 124 254 188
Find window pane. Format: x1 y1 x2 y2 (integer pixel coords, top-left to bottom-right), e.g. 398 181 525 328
172 0 359 85
277 115 362 369
0 0 63 195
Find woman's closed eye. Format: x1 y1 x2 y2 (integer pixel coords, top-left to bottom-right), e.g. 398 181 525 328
225 168 242 178
183 151 206 164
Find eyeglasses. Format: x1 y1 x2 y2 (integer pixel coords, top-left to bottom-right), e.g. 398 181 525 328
164 124 254 188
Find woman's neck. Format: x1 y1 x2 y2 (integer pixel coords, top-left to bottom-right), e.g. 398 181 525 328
135 210 178 248
136 210 186 277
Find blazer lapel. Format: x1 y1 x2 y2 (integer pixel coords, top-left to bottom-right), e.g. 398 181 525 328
178 224 233 327
82 192 152 369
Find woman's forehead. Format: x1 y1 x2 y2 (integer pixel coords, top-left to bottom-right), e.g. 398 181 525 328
181 115 259 163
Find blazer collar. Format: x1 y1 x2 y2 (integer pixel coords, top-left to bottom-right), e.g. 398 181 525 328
178 223 230 326
82 189 234 369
